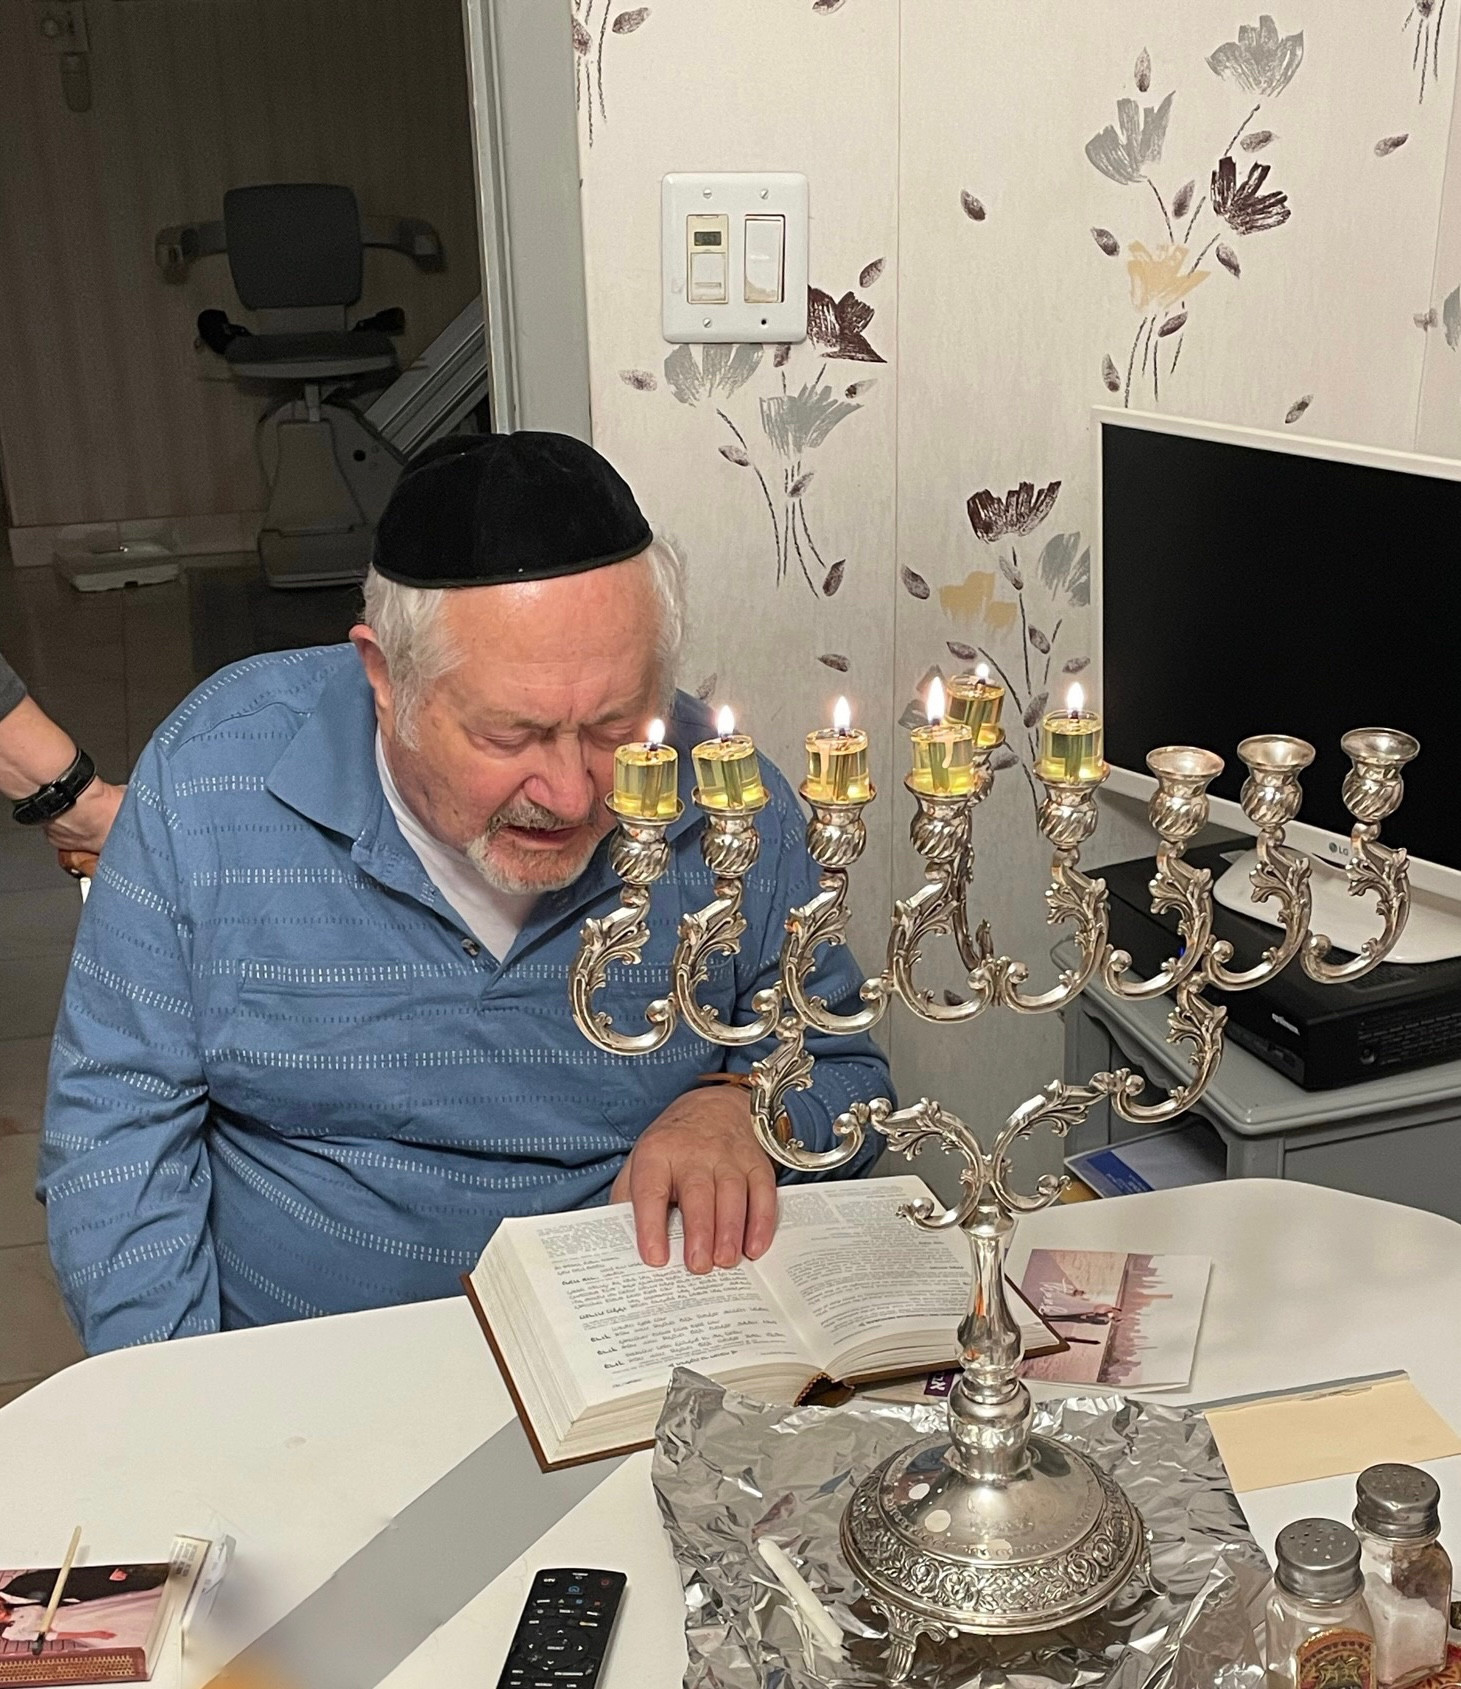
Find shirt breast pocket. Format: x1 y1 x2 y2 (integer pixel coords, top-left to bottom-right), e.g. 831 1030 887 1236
215 975 417 1130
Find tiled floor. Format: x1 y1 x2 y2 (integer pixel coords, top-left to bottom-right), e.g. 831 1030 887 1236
0 546 361 1399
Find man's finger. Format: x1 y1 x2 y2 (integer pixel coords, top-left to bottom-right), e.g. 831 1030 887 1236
712 1167 748 1269
629 1151 673 1268
744 1160 779 1260
676 1170 717 1274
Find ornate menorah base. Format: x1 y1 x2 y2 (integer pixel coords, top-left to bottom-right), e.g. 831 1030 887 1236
841 1427 1144 1679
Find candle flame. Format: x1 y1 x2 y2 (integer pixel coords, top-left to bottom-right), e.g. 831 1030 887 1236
1067 682 1085 716
975 661 990 683
926 675 946 727
833 696 852 733
716 705 736 738
647 718 665 748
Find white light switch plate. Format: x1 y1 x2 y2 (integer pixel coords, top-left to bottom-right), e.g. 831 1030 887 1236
662 172 808 345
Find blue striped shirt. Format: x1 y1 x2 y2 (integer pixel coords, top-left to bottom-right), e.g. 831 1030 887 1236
40 647 890 1352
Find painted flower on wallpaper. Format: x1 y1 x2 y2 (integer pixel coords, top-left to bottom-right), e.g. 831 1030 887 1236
1126 243 1209 312
1206 15 1304 97
1087 20 1301 408
632 271 882 598
573 0 650 146
1086 94 1175 187
744 373 862 591
1210 157 1292 236
807 287 886 362
663 342 763 407
966 480 1061 542
926 479 1091 816
1406 0 1449 103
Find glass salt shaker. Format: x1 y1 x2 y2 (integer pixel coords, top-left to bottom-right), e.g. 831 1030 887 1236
1266 1518 1376 1689
1354 1463 1451 1689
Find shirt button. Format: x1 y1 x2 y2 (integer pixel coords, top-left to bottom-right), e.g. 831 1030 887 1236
462 939 481 958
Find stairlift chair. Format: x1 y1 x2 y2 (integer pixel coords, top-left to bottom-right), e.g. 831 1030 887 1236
157 183 446 588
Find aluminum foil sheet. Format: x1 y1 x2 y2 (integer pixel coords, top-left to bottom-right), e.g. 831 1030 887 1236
652 1370 1273 1689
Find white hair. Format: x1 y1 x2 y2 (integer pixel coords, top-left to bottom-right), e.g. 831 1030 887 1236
360 536 687 745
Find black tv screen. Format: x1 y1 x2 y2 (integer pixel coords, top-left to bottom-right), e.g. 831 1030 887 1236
1099 419 1456 873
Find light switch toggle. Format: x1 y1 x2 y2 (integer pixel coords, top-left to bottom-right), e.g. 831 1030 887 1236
687 214 728 305
744 215 785 306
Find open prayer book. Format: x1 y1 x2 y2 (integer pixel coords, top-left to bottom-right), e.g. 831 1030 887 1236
465 1175 1063 1470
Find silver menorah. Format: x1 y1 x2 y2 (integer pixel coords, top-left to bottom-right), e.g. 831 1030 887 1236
569 718 1418 1679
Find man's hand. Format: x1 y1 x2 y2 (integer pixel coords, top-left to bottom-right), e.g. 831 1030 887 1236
612 1086 778 1274
44 778 125 855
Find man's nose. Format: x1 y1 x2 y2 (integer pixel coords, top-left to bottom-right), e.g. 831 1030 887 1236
523 736 596 821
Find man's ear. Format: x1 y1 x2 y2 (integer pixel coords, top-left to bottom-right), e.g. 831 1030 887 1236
349 624 398 741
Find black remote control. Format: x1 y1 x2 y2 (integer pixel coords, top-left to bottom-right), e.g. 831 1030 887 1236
495 1567 626 1689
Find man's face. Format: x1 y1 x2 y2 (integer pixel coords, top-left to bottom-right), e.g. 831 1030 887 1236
353 554 664 895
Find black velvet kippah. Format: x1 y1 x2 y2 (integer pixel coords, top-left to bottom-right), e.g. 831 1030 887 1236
372 431 654 588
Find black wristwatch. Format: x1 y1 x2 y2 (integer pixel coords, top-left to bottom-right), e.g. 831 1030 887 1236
12 749 96 827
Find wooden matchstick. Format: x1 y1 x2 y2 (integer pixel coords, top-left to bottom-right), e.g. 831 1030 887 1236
30 1527 82 1656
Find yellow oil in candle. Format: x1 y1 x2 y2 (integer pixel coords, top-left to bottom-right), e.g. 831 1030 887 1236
1037 710 1105 783
909 723 975 796
693 734 767 810
946 673 1006 747
804 727 871 803
612 741 680 819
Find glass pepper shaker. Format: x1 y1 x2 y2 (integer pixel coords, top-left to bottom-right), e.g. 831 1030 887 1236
1266 1518 1376 1689
1353 1463 1451 1689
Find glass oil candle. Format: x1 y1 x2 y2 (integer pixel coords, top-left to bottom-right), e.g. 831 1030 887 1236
612 723 679 820
946 667 1006 748
909 679 975 797
693 709 767 811
910 722 975 797
1038 686 1105 784
805 699 870 804
1266 1519 1376 1689
1353 1465 1451 1689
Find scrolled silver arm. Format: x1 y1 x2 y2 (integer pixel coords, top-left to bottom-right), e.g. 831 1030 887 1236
887 774 997 1024
1103 746 1224 1000
570 814 679 1056
780 792 891 1036
670 804 782 1047
980 774 1110 1015
1203 735 1315 992
1103 977 1228 1126
1302 729 1418 984
746 1016 877 1173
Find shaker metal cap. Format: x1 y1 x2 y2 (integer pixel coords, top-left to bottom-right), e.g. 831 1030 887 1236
1355 1463 1442 1541
1275 1518 1363 1602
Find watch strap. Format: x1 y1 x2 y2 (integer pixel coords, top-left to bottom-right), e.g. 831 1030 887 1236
11 749 96 827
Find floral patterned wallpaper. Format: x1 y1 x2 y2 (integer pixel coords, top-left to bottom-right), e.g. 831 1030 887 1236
575 0 1459 1135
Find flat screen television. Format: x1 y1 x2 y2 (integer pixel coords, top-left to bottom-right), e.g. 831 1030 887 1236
1094 409 1461 963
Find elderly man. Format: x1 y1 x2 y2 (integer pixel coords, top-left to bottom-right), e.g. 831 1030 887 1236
41 433 889 1353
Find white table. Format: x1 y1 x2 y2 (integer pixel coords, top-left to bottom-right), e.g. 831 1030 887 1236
4 1179 1460 1686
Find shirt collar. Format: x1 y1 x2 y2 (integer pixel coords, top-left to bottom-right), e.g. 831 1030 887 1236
265 654 381 841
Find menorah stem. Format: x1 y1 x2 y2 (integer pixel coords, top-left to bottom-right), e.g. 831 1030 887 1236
947 1201 1032 1482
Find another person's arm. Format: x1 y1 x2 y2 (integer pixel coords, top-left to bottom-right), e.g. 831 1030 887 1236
615 776 892 1273
0 656 125 855
40 737 219 1352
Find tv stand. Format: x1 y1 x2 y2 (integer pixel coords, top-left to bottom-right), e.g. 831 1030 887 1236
1214 850 1461 965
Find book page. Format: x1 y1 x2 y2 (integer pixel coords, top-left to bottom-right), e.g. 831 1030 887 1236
517 1208 805 1397
753 1180 973 1370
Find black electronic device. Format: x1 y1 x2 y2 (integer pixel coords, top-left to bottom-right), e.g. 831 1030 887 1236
1105 842 1461 1090
495 1567 626 1689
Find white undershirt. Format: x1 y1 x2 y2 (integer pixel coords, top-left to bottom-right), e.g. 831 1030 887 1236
375 732 537 962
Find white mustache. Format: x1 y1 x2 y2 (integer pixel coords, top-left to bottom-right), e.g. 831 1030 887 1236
485 799 591 836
